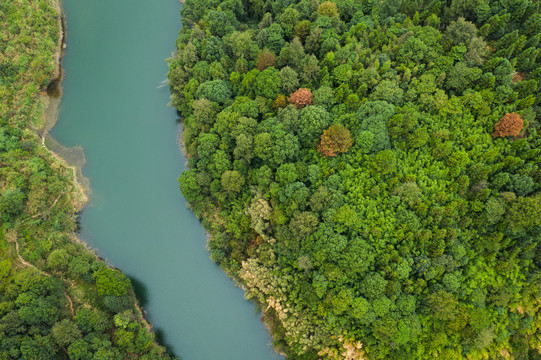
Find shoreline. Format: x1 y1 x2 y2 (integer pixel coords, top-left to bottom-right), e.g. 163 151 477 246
43 0 162 349
177 128 286 357
38 0 89 210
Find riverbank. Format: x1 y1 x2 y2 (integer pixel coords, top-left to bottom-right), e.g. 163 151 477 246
0 1 173 358
49 0 283 357
37 0 89 209
42 0 166 348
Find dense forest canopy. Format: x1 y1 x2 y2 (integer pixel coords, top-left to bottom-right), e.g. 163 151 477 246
170 0 541 357
0 1 173 358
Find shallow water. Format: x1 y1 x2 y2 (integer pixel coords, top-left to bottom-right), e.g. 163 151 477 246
51 0 282 358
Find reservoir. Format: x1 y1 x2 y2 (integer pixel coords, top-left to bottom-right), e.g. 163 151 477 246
51 0 282 358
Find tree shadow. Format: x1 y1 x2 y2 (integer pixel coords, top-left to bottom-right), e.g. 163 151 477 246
128 275 180 359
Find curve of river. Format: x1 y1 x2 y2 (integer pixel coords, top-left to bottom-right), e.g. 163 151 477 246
51 1 282 359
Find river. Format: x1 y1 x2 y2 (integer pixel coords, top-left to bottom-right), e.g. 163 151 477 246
50 0 282 359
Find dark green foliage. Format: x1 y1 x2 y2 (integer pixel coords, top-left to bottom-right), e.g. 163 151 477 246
509 174 535 196
93 268 131 297
254 67 282 99
102 295 133 314
355 101 394 152
51 319 82 347
170 0 541 357
178 170 203 202
195 80 232 103
0 188 26 222
298 105 331 146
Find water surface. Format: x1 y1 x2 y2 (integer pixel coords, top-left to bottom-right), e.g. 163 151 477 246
52 0 282 358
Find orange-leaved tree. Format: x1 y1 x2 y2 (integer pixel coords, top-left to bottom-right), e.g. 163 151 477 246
492 113 524 138
289 88 312 108
317 124 353 157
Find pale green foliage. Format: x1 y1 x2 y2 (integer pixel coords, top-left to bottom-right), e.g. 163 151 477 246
221 170 245 193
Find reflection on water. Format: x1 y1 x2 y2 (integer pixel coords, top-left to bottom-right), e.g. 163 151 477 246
129 275 149 307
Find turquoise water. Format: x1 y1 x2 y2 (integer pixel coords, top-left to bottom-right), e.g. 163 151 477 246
52 0 282 358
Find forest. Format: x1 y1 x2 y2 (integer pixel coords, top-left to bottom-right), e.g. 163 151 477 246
170 0 541 357
0 1 173 359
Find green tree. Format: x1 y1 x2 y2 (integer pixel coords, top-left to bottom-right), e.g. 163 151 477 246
509 174 534 196
428 290 457 321
278 104 300 132
221 170 245 194
370 79 404 105
332 63 353 83
254 67 282 99
298 105 331 145
51 319 82 348
445 17 478 45
373 296 394 317
226 31 259 60
195 80 231 103
279 38 305 69
68 339 91 360
300 54 320 83
0 188 25 221
266 23 285 53
356 131 375 153
179 170 203 202
197 133 220 163
47 249 70 270
396 295 416 315
193 98 219 128
276 163 298 184
234 133 254 162
446 62 482 93
280 7 299 32
279 66 300 95
74 308 95 333
354 101 394 151
93 268 131 297
465 37 487 65
360 273 388 299
313 85 336 109
254 133 273 161
505 195 541 233
289 211 319 238
206 10 236 37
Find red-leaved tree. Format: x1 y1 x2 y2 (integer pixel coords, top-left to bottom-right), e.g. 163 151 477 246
289 88 312 108
317 124 353 157
492 113 524 138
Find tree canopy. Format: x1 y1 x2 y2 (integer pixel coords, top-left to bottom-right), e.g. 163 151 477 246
171 0 541 358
